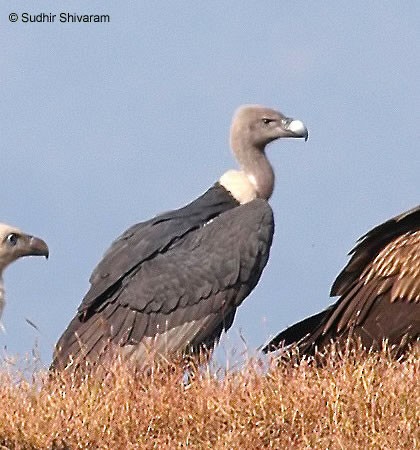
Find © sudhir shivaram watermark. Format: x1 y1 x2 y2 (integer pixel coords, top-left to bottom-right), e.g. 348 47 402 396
9 12 110 23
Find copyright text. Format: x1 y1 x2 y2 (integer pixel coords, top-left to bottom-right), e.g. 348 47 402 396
9 13 111 23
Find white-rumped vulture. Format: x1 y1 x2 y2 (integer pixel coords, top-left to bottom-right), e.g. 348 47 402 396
52 105 308 371
0 223 49 323
264 205 420 355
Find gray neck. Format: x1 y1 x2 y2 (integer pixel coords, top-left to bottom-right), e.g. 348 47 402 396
233 139 275 200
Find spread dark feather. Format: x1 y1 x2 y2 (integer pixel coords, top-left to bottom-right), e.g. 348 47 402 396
264 205 420 355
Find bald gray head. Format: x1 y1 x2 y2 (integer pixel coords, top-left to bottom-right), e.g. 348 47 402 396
220 105 308 202
230 104 308 150
0 223 49 322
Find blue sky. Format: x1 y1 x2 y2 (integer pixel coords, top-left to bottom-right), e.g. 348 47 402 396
1 2 419 367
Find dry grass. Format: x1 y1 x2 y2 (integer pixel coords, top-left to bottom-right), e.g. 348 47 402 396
0 347 418 449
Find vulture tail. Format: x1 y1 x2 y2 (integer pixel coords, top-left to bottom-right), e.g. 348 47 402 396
263 309 330 354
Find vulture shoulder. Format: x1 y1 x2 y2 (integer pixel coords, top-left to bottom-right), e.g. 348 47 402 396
80 183 239 315
324 205 420 337
331 205 420 297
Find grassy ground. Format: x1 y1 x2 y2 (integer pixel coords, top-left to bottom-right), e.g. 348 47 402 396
0 348 418 449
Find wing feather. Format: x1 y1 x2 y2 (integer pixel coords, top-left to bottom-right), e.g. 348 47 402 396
81 184 239 313
53 197 274 370
264 205 420 355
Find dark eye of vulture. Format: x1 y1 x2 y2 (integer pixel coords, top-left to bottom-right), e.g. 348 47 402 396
52 104 308 372
0 223 49 324
263 205 420 356
6 233 19 247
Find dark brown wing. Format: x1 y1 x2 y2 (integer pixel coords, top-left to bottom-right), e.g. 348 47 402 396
320 229 420 346
53 199 274 370
264 205 420 355
330 205 420 297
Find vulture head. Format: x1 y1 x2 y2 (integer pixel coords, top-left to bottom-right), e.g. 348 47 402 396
0 224 49 270
230 105 308 151
0 223 49 322
222 104 308 202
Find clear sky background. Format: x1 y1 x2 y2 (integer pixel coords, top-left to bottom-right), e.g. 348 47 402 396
1 2 419 368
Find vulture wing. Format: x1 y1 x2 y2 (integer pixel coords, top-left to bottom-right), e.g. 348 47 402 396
80 183 239 314
53 197 273 369
264 205 420 355
330 204 420 297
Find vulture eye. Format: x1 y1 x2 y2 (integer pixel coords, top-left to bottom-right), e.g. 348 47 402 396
6 233 19 246
262 118 274 125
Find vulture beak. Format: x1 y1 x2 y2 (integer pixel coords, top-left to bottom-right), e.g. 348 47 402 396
283 118 309 141
22 235 49 259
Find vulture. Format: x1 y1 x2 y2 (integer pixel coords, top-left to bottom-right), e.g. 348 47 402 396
0 223 49 323
263 205 420 355
52 104 308 371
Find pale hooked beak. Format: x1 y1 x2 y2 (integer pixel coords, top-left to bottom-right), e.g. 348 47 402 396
286 119 309 141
